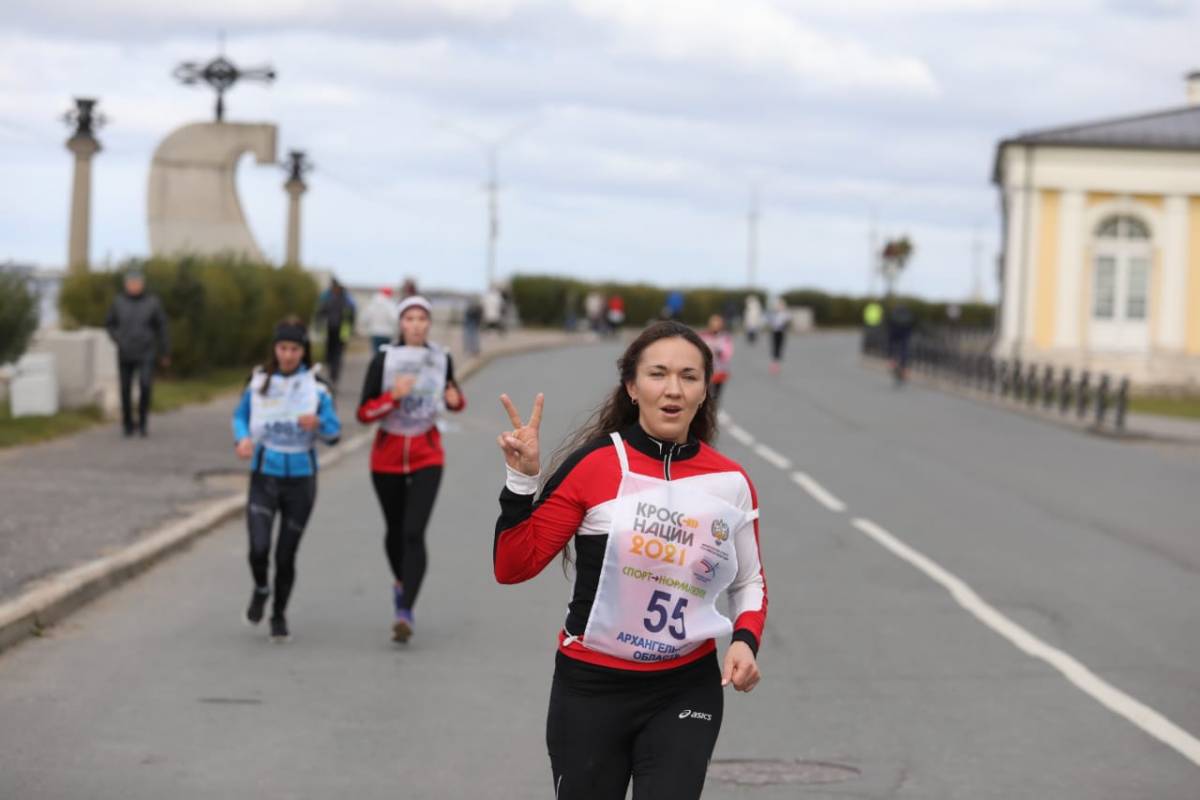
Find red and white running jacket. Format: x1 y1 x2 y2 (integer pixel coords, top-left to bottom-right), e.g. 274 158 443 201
494 424 767 672
356 344 466 474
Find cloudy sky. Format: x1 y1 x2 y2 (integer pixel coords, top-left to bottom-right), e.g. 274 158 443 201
2 0 1197 300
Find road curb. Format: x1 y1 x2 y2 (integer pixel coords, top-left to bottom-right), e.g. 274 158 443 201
0 332 576 656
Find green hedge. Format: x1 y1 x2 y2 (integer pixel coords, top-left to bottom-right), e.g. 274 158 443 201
511 275 765 328
60 256 319 376
781 289 995 328
0 267 39 365
510 274 995 329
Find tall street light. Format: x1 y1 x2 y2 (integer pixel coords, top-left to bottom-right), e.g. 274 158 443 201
441 119 538 289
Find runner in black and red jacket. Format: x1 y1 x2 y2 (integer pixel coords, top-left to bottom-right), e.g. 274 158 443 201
358 295 466 643
493 321 767 800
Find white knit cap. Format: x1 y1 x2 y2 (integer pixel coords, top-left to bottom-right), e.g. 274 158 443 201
396 295 433 317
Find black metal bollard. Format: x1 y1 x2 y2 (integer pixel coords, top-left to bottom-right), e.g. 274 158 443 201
987 358 997 394
1095 374 1111 426
1115 377 1130 430
1026 363 1039 406
1041 366 1055 410
1011 358 1023 399
1059 368 1073 415
1076 371 1091 419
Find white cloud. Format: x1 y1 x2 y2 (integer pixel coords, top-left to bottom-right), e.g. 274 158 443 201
573 0 939 93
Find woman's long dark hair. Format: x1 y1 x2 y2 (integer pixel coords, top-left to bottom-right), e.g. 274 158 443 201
259 315 313 395
547 320 717 572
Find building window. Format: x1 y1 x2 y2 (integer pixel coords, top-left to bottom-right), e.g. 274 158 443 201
1095 215 1150 240
1126 257 1149 320
1093 256 1116 319
1092 214 1152 324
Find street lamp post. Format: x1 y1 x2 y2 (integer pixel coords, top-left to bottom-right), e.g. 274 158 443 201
442 120 537 289
282 150 313 267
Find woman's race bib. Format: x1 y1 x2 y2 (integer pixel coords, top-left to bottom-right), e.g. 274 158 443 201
580 433 755 664
380 344 447 436
248 369 319 453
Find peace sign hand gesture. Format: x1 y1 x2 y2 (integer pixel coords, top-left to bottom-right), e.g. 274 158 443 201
497 393 544 477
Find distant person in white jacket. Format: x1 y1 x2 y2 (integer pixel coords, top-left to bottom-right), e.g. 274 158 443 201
363 287 398 352
482 287 505 333
768 298 791 375
743 294 763 345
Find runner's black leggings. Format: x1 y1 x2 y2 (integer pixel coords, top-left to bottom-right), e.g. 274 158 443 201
770 330 786 362
371 467 443 610
547 651 724 800
246 473 317 615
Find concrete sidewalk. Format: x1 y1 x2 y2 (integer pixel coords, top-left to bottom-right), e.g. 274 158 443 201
0 325 573 608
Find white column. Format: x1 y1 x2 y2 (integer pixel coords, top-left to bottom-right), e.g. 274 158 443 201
1159 194 1188 351
1054 190 1085 348
998 185 1025 353
1019 188 1043 349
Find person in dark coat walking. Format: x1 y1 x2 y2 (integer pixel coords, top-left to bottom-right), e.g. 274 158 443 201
316 278 356 388
105 271 170 437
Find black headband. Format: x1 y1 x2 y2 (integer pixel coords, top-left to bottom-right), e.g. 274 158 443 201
273 322 309 345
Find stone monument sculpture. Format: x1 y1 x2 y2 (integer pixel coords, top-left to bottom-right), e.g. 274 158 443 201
147 48 278 261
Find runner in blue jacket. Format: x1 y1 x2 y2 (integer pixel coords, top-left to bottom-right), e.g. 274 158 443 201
231 317 341 641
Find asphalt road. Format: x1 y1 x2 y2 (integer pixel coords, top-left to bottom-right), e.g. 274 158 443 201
1 333 1197 798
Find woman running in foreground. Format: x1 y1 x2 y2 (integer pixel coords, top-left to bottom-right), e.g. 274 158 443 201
493 320 768 799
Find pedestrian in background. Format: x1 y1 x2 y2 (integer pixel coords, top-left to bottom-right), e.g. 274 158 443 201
767 298 791 375
231 317 341 642
605 293 625 336
316 278 356 388
483 286 505 334
463 295 483 357
700 313 734 412
362 286 398 353
584 290 604 335
105 270 170 438
743 294 763 346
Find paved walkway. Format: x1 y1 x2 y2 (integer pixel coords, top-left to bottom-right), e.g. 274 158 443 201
0 325 571 603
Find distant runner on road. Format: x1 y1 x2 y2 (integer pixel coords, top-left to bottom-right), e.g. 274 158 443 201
493 320 768 800
699 313 734 413
231 317 341 642
357 296 466 643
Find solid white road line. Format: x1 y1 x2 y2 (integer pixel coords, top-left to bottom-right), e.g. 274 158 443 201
790 471 847 512
850 517 1200 768
753 443 792 470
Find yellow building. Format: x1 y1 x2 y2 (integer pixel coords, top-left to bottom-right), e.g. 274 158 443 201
993 75 1200 387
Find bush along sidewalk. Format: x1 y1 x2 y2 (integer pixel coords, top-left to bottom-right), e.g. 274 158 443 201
508 273 996 329
60 255 319 378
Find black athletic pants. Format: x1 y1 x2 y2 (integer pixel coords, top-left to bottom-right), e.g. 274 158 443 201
247 472 317 616
371 467 443 610
118 356 155 433
325 330 345 386
770 330 785 362
547 651 724 800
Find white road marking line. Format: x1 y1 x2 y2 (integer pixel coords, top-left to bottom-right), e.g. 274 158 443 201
791 472 847 512
850 517 1200 768
726 424 756 447
717 410 732 426
753 443 792 470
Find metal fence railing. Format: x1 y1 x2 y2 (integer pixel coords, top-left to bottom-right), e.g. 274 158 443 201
861 327 1130 430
